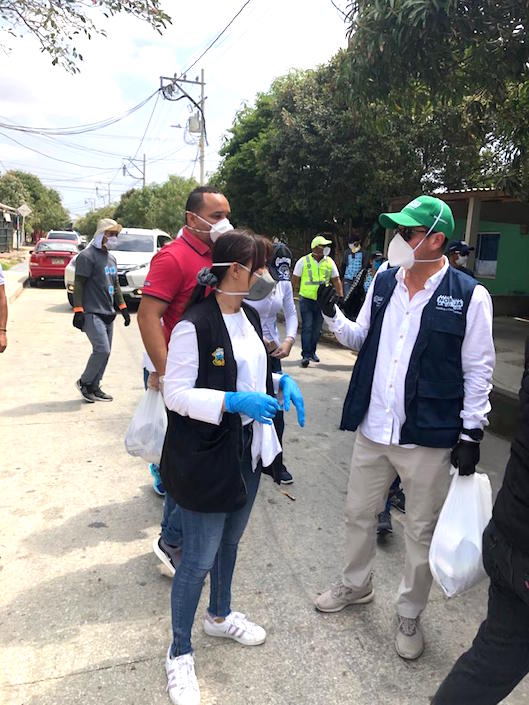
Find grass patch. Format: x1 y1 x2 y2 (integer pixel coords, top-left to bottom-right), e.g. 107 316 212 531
0 257 25 270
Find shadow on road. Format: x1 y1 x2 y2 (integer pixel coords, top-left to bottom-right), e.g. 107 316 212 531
24 486 160 557
0 399 84 417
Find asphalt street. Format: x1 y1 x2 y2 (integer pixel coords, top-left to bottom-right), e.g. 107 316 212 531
0 284 527 705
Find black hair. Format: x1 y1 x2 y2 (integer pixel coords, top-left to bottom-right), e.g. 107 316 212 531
186 229 268 310
185 186 224 215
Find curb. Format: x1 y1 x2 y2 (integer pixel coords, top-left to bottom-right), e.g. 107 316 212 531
6 274 28 304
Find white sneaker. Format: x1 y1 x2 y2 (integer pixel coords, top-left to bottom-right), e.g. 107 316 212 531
165 647 200 705
203 611 266 646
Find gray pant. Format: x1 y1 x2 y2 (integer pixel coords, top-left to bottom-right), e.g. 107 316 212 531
80 313 114 388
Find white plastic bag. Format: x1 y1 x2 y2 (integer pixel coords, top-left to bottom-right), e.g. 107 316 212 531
429 467 492 598
124 389 167 464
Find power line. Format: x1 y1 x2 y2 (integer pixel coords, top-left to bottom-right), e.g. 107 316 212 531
0 131 111 169
0 90 160 136
329 0 348 19
179 0 256 77
131 91 161 163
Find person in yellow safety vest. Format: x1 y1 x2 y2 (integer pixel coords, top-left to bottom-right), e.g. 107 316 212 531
291 235 343 367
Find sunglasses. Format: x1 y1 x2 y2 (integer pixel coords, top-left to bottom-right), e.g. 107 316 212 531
396 226 428 242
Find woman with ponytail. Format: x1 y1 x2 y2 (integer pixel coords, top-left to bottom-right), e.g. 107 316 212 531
160 230 305 705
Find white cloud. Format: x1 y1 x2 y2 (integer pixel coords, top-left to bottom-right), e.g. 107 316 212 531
0 0 348 220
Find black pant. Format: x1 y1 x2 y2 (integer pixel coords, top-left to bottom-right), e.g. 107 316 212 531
433 520 529 705
270 356 286 472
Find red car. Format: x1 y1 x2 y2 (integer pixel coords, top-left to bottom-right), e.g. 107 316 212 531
29 239 80 286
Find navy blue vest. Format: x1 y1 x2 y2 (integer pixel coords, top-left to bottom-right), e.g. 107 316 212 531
340 266 478 448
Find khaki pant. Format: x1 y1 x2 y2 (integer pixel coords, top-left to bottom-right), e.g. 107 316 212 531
343 432 451 618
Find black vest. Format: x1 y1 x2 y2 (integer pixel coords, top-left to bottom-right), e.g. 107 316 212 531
340 266 478 448
159 294 278 513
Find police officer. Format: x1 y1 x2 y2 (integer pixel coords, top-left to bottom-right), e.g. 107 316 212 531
314 196 494 661
291 235 343 368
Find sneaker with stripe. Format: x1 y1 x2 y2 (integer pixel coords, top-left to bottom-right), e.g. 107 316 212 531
203 611 266 646
165 647 200 705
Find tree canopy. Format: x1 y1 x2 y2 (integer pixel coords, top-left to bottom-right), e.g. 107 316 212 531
74 174 198 237
0 170 69 232
344 0 529 196
214 52 491 251
0 1 170 72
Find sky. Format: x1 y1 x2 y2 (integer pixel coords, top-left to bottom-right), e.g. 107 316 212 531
0 0 348 221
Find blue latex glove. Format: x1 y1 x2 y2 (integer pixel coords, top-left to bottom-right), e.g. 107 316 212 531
225 391 280 425
279 374 305 427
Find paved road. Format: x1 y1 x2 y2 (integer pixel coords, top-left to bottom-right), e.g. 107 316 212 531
1 284 527 705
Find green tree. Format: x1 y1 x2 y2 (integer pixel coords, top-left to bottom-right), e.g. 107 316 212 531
215 54 487 254
344 0 529 195
9 171 69 231
74 204 116 239
0 173 31 215
113 175 197 234
0 1 170 72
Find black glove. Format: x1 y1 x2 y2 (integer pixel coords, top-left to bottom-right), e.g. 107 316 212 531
450 440 480 476
122 309 131 327
317 284 338 317
72 312 85 330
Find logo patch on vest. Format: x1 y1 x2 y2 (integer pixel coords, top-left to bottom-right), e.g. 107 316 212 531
373 294 384 307
436 294 464 314
212 347 225 367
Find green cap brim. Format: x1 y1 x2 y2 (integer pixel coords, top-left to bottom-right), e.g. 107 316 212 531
379 212 423 229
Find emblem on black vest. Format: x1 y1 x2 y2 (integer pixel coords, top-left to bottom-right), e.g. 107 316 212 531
212 347 225 366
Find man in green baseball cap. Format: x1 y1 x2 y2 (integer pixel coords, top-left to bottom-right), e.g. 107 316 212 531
314 194 494 662
379 195 455 239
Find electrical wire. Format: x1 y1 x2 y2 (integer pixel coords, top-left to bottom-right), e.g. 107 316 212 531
0 131 112 169
0 90 160 136
329 0 348 19
179 0 256 77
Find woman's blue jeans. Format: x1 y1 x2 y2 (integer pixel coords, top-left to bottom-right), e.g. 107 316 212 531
170 426 261 656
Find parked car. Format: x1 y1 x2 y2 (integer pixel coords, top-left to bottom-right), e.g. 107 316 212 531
46 230 84 247
64 227 173 306
29 239 80 286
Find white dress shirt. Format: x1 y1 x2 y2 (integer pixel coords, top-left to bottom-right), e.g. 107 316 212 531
164 308 282 470
324 258 495 446
244 281 298 346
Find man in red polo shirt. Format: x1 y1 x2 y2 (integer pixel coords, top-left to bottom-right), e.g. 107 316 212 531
137 185 233 574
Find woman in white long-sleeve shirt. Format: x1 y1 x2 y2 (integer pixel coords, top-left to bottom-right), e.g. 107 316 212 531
160 231 305 705
245 241 298 484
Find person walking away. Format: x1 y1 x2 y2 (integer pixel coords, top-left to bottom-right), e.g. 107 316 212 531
446 239 476 278
342 251 384 322
160 230 305 705
245 241 298 484
291 235 343 368
432 339 529 705
341 238 365 297
73 218 130 402
314 195 494 660
0 263 7 353
137 186 233 576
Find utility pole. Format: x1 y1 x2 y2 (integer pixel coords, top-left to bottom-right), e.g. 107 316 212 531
143 153 146 188
160 70 207 185
199 69 205 186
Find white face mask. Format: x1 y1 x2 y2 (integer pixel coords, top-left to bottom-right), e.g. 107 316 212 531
323 246 331 257
105 236 119 250
349 243 361 253
214 263 276 301
387 232 443 269
456 254 468 266
186 211 234 242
